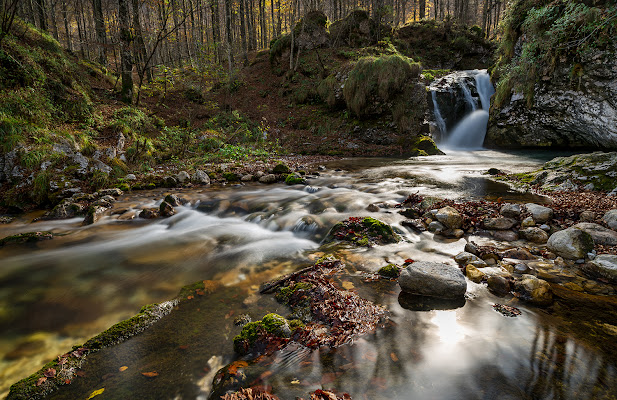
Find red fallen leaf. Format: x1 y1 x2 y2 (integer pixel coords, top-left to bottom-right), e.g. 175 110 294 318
43 368 56 378
64 379 71 384
225 310 235 319
195 290 205 296
390 352 399 362
36 377 47 386
258 370 273 381
187 295 194 300
141 371 159 378
178 345 189 350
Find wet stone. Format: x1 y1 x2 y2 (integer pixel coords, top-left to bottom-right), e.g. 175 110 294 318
503 248 536 260
483 217 517 230
525 203 554 223
602 209 617 230
547 228 594 260
490 230 519 241
519 227 549 244
500 203 522 219
466 264 485 283
454 252 488 268
399 261 467 299
573 223 617 246
580 210 596 222
139 208 160 219
435 206 463 229
487 276 511 296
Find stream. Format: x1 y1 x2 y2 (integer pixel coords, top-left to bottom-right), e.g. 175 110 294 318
3 150 617 399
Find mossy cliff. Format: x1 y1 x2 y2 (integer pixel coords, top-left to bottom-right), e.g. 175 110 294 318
486 0 617 150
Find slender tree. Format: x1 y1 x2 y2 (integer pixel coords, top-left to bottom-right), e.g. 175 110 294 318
118 0 133 104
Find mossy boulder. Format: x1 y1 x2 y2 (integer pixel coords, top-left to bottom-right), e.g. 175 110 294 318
408 136 444 156
233 313 299 355
285 173 306 185
0 231 53 246
329 10 391 48
378 264 401 278
272 163 291 174
325 216 400 246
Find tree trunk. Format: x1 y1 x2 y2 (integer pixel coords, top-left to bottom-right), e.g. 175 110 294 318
92 0 106 64
61 0 72 51
239 0 248 64
50 0 59 40
224 0 233 68
35 0 47 31
210 0 221 61
418 0 424 20
118 0 133 104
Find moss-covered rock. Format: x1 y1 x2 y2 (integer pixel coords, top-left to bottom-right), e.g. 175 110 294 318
325 216 400 246
232 313 295 355
272 163 291 174
378 263 401 278
285 173 306 185
0 231 53 246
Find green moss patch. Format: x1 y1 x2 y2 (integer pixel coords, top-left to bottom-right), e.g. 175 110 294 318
0 231 53 247
325 216 400 246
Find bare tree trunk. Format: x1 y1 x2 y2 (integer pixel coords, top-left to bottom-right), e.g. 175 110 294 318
118 0 133 104
35 0 47 31
50 0 59 39
418 0 424 20
224 0 233 68
239 0 249 64
61 0 72 51
210 0 221 61
92 0 106 64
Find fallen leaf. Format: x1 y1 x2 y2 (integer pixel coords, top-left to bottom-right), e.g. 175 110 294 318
141 371 159 378
291 379 300 384
203 280 220 293
341 281 354 290
86 388 105 400
187 295 194 300
76 371 86 377
64 379 72 384
225 310 235 319
390 352 399 362
178 345 189 350
119 366 128 372
36 377 47 386
43 368 56 378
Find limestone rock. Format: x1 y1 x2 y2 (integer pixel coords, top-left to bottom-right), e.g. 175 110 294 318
579 210 595 222
176 171 190 183
259 174 278 184
83 206 107 225
193 170 211 185
435 206 462 229
519 227 549 244
139 208 160 219
487 276 511 296
490 230 519 242
521 216 535 228
525 203 553 223
500 203 521 219
483 217 517 230
573 222 617 246
398 261 467 299
603 209 617 230
586 254 617 283
466 265 485 283
454 252 488 268
547 228 594 260
502 248 536 260
514 275 553 306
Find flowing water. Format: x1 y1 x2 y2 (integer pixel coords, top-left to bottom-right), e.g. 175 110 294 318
1 150 616 399
435 70 496 151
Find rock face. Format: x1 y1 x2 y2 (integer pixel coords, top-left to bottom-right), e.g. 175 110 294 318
486 48 617 150
547 228 594 260
586 255 617 283
398 261 467 299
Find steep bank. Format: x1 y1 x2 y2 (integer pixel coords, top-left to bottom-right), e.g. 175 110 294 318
486 0 617 149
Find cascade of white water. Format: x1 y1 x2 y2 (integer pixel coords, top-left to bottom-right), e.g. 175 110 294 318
460 82 477 111
431 90 447 139
440 70 495 150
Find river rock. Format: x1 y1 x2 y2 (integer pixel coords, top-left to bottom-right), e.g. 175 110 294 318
580 210 595 222
586 254 617 283
519 227 549 244
487 276 511 296
83 205 107 225
503 247 536 260
398 261 467 299
483 217 517 230
176 171 190 183
259 174 277 184
241 174 254 182
139 208 160 219
573 223 617 246
193 170 211 185
514 275 553 306
521 216 535 228
435 206 462 229
97 188 123 197
125 173 137 181
490 230 519 241
500 203 521 218
525 204 553 223
466 265 485 283
603 210 617 230
547 228 594 260
164 176 178 187
427 221 446 234
164 194 182 207
454 252 488 268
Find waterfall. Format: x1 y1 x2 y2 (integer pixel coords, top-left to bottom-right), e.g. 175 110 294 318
435 70 495 151
431 90 447 139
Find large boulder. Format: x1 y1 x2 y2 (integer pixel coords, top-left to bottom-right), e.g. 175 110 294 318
435 206 462 229
586 254 617 283
398 261 467 299
603 210 617 230
573 223 617 246
525 203 553 223
193 170 210 185
500 203 521 218
547 228 594 260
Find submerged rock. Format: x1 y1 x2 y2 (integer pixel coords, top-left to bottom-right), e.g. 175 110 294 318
466 264 485 283
398 261 467 299
547 228 594 260
398 292 466 311
0 231 53 246
83 205 107 225
454 252 488 268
